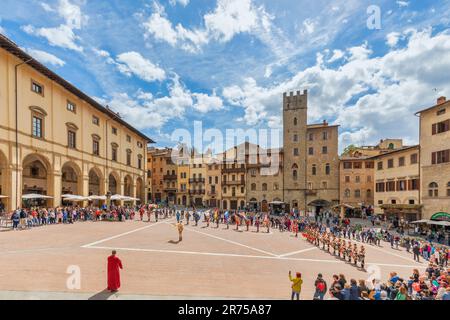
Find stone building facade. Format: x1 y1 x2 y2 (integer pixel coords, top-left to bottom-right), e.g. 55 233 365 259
416 96 450 220
220 144 248 210
340 155 375 208
373 146 421 221
147 148 171 204
205 158 221 208
339 139 405 208
246 148 283 212
282 90 339 214
0 34 151 212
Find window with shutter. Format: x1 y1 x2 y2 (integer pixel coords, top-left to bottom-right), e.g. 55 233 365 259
432 123 437 135
432 152 436 165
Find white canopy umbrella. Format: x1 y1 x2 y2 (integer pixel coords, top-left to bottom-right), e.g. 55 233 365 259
62 194 76 198
428 220 450 227
411 219 431 224
110 194 127 201
63 195 90 202
123 196 140 201
89 195 107 201
22 194 53 200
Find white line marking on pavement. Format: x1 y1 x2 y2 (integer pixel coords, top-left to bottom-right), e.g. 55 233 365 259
81 219 174 248
167 222 278 257
277 247 317 258
84 245 424 269
85 245 342 263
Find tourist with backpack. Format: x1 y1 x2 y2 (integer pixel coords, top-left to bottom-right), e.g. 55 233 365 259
313 273 327 300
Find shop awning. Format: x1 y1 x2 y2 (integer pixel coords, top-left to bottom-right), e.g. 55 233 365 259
332 204 355 209
428 220 450 227
269 201 285 205
411 219 431 224
308 199 332 207
430 212 450 222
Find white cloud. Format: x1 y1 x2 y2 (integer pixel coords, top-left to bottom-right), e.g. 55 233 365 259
21 0 87 52
386 32 401 47
22 24 83 52
24 48 66 67
301 19 316 35
192 92 224 113
40 2 55 13
222 29 450 150
204 0 260 42
142 0 274 53
169 0 190 6
327 49 344 63
99 75 223 129
396 1 409 8
116 51 166 82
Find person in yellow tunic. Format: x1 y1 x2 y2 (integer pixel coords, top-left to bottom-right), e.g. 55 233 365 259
177 222 184 242
289 271 303 300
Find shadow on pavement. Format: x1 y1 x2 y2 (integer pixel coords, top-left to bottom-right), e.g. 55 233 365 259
168 240 180 245
88 289 117 300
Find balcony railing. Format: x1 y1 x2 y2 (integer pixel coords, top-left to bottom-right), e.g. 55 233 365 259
189 178 205 183
222 180 245 186
208 190 217 196
305 190 318 196
222 167 246 173
189 189 206 195
163 174 177 181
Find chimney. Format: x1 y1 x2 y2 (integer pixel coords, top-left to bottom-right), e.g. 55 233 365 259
437 96 447 105
323 120 328 126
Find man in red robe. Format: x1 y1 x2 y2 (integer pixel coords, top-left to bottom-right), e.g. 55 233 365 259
107 250 123 292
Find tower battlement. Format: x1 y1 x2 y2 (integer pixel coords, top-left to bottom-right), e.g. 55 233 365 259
283 89 308 110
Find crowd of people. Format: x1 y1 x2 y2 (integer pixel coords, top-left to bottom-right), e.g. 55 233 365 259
288 266 450 300
5 205 176 230
4 205 449 268
3 203 450 300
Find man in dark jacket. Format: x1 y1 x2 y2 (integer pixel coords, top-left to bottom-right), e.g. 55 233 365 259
349 279 360 300
11 209 20 230
412 243 420 262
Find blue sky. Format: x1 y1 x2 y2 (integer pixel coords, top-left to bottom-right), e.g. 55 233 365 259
1 0 450 152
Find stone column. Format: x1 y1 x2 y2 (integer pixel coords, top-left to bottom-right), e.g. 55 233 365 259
53 172 62 208
119 181 125 206
9 168 22 211
82 175 89 207
132 183 137 206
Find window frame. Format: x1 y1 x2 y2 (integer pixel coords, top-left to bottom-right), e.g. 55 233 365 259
31 79 44 96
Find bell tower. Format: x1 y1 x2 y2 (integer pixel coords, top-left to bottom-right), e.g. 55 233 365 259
283 90 308 212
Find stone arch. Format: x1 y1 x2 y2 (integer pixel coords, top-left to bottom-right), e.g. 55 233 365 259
124 175 133 197
22 152 53 206
61 161 82 196
108 171 120 194
136 177 144 203
0 150 8 211
88 167 104 196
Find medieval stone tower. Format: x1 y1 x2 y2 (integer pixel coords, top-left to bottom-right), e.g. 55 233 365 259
283 90 308 212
